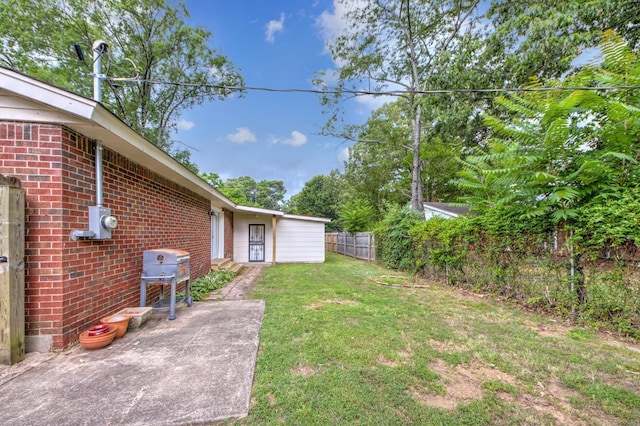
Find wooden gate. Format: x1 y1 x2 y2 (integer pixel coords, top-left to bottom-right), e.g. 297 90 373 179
0 174 25 365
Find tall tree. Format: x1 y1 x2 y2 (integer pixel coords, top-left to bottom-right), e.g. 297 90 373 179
288 171 343 229
344 99 465 218
199 172 222 189
256 180 286 211
220 176 287 210
319 0 483 211
0 0 243 154
220 176 259 206
343 101 413 218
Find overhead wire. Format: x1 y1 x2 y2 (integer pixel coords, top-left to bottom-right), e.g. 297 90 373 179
104 76 640 96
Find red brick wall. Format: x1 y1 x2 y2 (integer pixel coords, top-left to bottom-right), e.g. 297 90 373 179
0 121 211 349
223 209 234 259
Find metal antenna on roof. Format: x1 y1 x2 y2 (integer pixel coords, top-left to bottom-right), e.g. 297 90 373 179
92 40 108 102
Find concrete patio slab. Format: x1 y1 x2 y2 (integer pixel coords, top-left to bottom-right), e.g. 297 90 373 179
0 300 265 426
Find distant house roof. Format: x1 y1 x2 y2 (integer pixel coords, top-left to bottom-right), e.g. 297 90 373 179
423 202 470 219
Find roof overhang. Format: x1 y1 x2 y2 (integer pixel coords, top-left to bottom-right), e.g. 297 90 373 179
232 205 331 223
0 66 234 207
234 205 285 216
282 213 331 223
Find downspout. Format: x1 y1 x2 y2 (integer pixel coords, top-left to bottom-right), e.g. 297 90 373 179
95 141 103 207
93 40 105 208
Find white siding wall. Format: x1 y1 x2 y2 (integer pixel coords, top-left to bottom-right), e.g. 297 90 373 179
233 213 274 263
275 217 325 263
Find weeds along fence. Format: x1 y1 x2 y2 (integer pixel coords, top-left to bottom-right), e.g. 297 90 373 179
410 235 640 338
325 232 376 262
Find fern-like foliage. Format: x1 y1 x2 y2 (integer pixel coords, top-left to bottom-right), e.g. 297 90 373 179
458 32 640 229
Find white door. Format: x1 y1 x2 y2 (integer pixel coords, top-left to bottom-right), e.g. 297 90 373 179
211 213 219 259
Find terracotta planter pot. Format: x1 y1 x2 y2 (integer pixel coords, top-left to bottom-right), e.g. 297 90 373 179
101 314 132 338
79 325 117 350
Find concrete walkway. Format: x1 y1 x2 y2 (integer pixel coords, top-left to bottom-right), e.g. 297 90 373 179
208 266 263 301
0 297 265 425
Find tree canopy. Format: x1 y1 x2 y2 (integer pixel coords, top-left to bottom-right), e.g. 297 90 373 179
218 176 287 211
0 0 243 159
288 171 343 230
315 0 638 223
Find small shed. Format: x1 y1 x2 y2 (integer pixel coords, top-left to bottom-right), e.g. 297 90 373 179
233 206 330 264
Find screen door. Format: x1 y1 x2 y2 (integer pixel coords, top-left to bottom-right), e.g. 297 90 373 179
248 224 265 262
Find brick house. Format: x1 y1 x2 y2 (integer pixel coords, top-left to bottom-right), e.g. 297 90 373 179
0 67 329 351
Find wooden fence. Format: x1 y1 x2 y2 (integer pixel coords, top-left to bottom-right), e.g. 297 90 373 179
325 232 376 262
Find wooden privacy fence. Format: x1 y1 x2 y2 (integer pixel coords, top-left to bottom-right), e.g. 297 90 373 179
325 232 375 262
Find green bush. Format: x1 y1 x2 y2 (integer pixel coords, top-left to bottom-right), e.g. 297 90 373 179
190 270 236 301
580 268 640 338
410 216 473 282
374 204 423 271
339 199 375 233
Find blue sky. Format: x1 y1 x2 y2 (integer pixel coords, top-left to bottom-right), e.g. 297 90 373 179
174 1 378 198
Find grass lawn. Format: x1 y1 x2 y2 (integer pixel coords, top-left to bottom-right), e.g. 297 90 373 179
236 252 640 425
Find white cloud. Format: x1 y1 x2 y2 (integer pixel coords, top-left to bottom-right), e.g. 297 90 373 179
177 119 195 131
337 146 350 165
316 0 366 53
354 93 390 111
282 130 308 147
227 127 257 144
265 13 285 43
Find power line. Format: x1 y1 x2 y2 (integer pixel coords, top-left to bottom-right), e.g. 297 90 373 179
105 76 640 96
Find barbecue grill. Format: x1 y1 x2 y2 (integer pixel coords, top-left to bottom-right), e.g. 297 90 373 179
140 248 192 320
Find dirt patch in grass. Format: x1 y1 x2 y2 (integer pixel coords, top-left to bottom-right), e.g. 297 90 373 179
413 359 519 410
412 359 484 410
267 392 277 406
290 363 316 377
304 299 359 310
426 339 466 353
368 275 430 289
377 355 403 367
515 392 578 425
513 380 617 426
602 337 640 354
412 358 615 425
520 318 570 339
